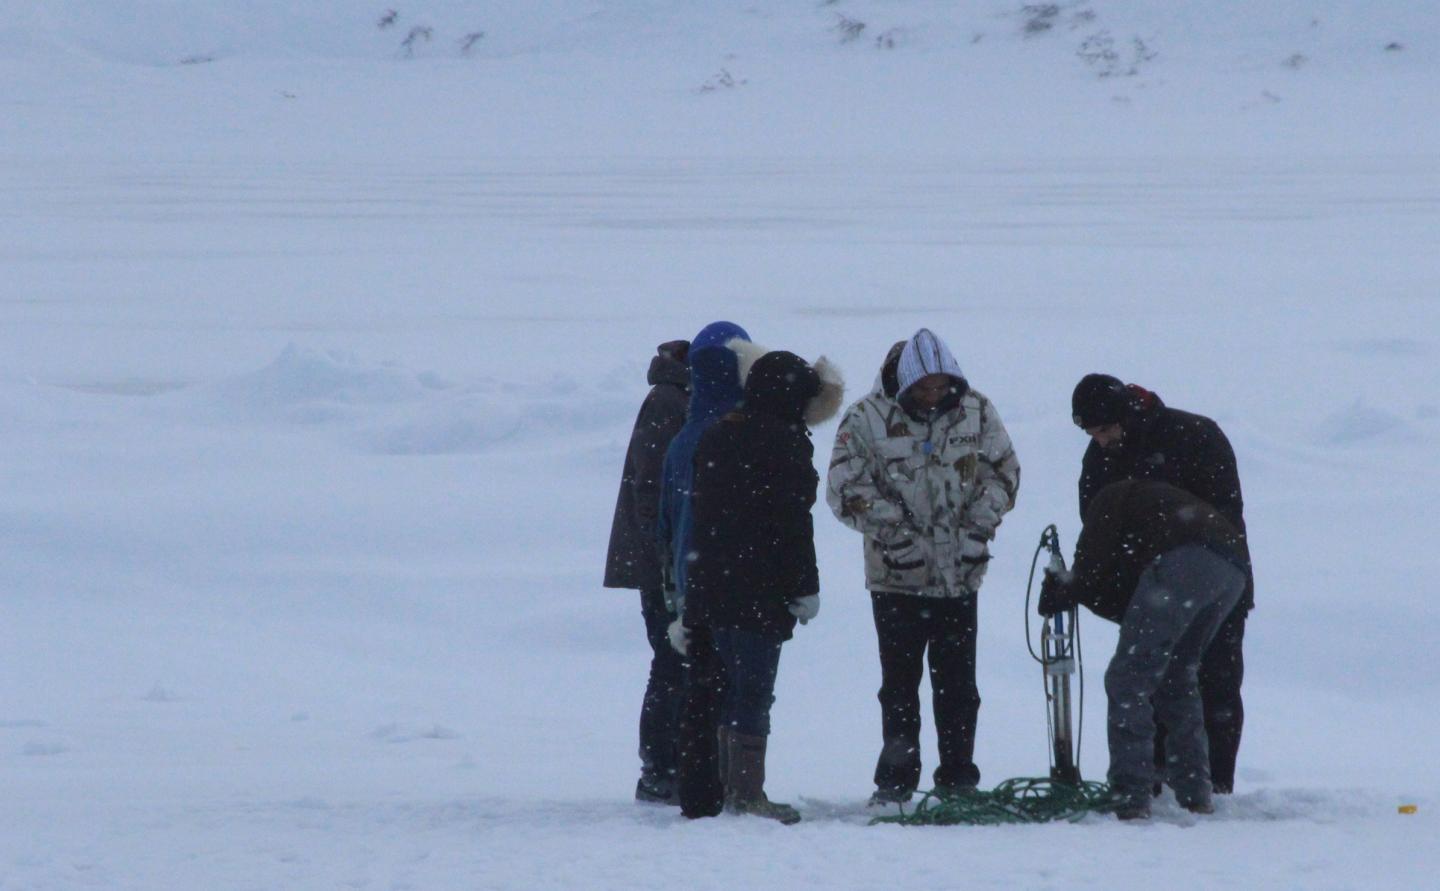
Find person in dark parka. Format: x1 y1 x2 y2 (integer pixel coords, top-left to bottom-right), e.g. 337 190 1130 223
604 339 691 804
685 348 844 823
1038 479 1248 820
1071 373 1253 794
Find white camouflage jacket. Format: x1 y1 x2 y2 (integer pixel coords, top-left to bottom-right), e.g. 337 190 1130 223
826 374 1020 598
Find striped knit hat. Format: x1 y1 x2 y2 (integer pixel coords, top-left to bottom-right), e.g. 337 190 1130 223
896 328 964 395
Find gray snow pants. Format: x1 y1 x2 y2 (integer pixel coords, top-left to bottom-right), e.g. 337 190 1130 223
1105 545 1246 807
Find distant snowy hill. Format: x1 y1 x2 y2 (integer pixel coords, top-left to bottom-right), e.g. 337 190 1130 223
2 1 1436 159
4 1 1431 68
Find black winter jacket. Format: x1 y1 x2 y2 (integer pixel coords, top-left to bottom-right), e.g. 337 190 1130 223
1069 479 1247 623
685 352 821 638
604 342 690 590
1078 391 1254 611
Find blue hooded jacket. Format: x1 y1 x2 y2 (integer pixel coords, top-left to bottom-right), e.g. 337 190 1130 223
656 321 751 612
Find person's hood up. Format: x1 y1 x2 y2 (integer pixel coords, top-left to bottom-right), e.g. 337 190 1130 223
805 355 845 425
692 321 748 354
686 321 750 422
734 342 845 427
872 340 906 398
647 339 690 389
742 351 820 425
895 328 966 397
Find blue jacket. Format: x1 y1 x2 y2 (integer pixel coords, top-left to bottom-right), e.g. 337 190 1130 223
656 321 750 612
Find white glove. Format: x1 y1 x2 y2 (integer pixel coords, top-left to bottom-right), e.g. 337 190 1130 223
788 595 820 625
667 618 691 656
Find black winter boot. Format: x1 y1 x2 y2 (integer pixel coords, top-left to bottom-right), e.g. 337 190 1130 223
1112 788 1152 821
724 731 801 824
1115 800 1152 821
1177 786 1215 815
635 776 677 805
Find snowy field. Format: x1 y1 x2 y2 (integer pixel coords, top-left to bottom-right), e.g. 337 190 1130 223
2 2 1438 889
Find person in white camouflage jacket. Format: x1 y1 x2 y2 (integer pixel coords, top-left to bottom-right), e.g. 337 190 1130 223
826 329 1020 803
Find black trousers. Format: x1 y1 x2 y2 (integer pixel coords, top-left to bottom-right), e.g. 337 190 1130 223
871 591 982 792
1155 604 1247 793
638 587 686 789
676 625 727 818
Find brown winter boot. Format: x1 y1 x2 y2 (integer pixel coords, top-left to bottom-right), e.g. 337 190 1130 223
724 731 801 824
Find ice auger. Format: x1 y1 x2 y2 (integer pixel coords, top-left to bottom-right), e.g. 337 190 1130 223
1035 524 1081 785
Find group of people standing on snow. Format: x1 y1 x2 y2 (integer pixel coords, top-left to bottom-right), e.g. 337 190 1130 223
604 322 1253 824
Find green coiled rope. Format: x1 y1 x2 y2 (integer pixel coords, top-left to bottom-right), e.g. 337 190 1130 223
869 777 1118 826
869 528 1120 827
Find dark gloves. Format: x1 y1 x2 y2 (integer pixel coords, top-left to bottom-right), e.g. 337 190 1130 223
1037 569 1075 618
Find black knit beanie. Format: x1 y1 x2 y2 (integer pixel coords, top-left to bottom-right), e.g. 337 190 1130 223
1071 373 1128 428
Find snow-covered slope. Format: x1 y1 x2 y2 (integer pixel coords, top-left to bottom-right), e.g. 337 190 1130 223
1 2 1437 889
3 0 1436 161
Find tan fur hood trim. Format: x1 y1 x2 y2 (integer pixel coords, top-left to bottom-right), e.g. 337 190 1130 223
728 337 770 386
805 356 845 426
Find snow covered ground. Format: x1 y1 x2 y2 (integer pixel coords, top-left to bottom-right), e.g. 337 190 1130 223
1 2 1438 888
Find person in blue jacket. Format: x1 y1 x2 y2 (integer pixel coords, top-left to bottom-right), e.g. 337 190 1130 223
656 321 751 612
655 320 750 818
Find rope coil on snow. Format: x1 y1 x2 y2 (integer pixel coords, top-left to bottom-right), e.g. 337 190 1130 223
870 527 1117 826
869 778 1118 826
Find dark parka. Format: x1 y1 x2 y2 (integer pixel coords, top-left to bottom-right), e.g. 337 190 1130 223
1067 479 1247 623
603 341 690 591
1078 388 1254 612
684 351 822 639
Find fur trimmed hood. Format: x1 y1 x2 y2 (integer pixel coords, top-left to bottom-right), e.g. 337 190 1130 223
729 338 844 428
806 355 844 426
730 337 769 391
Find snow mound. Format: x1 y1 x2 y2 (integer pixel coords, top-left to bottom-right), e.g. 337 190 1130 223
184 346 632 454
360 374 631 456
1315 399 1417 446
200 344 450 424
